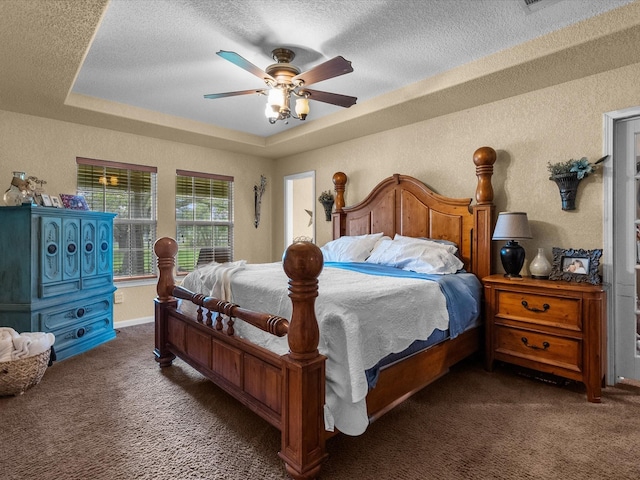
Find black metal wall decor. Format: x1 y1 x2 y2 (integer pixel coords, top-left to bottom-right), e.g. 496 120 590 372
254 175 267 228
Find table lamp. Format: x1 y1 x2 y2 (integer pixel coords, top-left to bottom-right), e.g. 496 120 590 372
492 212 532 278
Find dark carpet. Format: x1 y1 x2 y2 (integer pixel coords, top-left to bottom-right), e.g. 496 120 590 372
1 323 639 479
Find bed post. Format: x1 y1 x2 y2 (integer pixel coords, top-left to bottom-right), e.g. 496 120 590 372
472 146 496 280
331 172 347 239
279 241 327 480
153 237 178 367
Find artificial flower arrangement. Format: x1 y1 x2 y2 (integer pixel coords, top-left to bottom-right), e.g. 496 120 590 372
318 191 334 204
547 155 608 180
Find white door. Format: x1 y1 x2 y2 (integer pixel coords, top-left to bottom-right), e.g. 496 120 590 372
613 117 640 382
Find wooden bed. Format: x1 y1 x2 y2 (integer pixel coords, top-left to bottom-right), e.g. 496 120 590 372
154 146 496 479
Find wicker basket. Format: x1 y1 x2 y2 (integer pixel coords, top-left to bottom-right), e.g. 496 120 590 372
0 349 51 396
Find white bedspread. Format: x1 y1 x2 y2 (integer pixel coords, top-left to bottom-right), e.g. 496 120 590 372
180 262 449 436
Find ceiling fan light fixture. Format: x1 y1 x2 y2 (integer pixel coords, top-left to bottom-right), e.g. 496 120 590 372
264 103 279 120
207 48 357 125
295 97 309 120
267 87 285 109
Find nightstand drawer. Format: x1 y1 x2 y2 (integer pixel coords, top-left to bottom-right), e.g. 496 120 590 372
495 325 581 373
496 290 581 329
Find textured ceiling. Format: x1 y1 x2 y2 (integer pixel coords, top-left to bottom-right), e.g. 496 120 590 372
72 0 634 138
1 0 639 159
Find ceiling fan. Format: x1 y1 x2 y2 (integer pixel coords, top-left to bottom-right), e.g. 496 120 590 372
204 48 357 124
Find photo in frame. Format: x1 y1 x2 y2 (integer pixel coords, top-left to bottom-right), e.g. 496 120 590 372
40 193 53 207
549 247 602 284
50 196 62 208
59 194 89 210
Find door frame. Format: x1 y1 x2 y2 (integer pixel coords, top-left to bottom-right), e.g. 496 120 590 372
284 170 316 250
603 106 640 384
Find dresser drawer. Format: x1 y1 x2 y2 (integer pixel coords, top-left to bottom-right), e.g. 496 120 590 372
50 315 115 358
496 290 581 330
495 324 582 374
39 295 112 331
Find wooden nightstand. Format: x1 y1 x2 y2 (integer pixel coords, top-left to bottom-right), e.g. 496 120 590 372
483 274 607 402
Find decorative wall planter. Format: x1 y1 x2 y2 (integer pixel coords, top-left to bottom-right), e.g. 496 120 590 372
318 191 334 221
550 172 581 211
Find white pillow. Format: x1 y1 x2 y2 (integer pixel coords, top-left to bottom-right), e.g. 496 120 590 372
367 235 463 274
320 233 385 262
393 234 458 254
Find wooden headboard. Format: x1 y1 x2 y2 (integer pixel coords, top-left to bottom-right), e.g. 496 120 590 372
331 147 496 280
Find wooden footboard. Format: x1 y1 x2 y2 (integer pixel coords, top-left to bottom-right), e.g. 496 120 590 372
154 239 327 480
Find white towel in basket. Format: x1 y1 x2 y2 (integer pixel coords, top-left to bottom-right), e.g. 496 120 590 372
0 327 19 362
0 328 55 361
15 332 55 359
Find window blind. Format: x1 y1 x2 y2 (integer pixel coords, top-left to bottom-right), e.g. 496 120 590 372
175 170 234 273
77 157 158 278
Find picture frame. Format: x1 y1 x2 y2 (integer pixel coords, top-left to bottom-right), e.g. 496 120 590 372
50 196 62 208
59 194 89 210
40 193 53 207
549 247 602 285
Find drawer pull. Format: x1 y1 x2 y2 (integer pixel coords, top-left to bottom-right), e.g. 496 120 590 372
521 300 549 313
521 336 550 351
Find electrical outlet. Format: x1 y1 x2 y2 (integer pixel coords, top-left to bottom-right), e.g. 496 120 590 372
114 291 124 304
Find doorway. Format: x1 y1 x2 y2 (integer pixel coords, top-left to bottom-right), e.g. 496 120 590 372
284 171 315 249
604 107 640 383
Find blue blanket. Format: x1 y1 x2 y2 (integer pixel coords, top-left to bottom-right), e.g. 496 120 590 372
324 262 482 339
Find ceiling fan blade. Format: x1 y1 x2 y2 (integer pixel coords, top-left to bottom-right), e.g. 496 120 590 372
292 56 353 86
216 50 275 83
302 88 357 108
204 89 266 100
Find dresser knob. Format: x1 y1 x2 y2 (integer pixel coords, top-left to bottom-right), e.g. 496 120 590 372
521 336 550 351
521 300 549 313
76 327 86 338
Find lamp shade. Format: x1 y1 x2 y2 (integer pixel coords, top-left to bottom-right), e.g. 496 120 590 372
492 212 532 240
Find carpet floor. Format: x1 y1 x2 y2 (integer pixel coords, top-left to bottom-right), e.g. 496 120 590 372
1 322 639 479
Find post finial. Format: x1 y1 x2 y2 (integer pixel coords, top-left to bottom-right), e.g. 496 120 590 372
154 237 179 301
473 146 496 205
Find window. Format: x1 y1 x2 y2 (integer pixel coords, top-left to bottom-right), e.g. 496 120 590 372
175 170 234 273
77 157 157 279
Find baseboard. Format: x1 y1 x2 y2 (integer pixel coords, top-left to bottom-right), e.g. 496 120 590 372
114 316 154 329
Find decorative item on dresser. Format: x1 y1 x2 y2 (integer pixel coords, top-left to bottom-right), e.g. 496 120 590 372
549 247 602 285
492 211 532 278
0 205 116 361
153 146 497 480
529 247 552 279
483 274 606 402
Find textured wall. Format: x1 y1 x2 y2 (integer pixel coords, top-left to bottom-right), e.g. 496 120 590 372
0 110 273 322
274 60 640 274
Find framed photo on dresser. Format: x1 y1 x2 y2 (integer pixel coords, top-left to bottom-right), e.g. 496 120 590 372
549 247 602 285
50 196 62 208
59 194 89 210
40 193 53 207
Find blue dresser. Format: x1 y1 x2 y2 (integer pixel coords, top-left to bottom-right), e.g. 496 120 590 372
0 205 116 360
